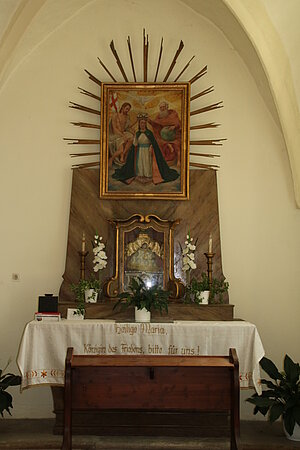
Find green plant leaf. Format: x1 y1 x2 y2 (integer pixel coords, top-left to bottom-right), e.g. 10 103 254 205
269 403 284 423
284 355 299 384
284 409 296 436
0 374 21 389
246 397 276 408
294 406 300 425
260 357 283 381
253 405 269 416
0 390 13 417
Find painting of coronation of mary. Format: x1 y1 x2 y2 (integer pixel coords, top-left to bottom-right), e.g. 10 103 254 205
104 87 188 196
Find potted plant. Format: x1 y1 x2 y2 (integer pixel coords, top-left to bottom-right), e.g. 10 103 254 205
185 273 210 304
185 272 229 305
114 277 169 322
246 354 300 441
209 275 229 304
0 360 21 417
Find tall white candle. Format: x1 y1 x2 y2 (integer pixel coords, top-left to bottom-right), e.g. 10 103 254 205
82 232 86 252
208 233 213 253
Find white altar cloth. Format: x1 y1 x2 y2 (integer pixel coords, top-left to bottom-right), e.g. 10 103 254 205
17 320 264 393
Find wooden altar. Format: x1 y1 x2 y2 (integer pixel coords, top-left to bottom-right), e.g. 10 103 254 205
58 168 232 320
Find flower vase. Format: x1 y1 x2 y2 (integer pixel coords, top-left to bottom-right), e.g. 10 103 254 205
135 307 151 322
197 290 210 304
85 289 98 303
67 308 85 320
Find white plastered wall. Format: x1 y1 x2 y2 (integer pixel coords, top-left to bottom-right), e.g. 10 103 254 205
0 0 299 420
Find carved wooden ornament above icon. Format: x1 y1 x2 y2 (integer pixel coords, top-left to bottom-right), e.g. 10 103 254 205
65 30 225 200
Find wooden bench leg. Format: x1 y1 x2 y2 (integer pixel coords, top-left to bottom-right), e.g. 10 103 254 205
61 348 73 450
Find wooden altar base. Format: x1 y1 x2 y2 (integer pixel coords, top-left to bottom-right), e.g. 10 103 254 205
59 302 234 321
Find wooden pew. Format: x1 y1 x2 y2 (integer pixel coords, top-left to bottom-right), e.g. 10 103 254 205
62 348 240 450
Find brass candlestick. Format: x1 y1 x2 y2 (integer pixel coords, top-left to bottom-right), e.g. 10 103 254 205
204 252 215 290
78 250 88 280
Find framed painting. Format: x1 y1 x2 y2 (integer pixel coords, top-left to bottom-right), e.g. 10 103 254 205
103 214 184 299
100 82 190 200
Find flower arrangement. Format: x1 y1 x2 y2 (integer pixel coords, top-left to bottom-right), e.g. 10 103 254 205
182 231 196 285
93 234 107 272
71 233 108 315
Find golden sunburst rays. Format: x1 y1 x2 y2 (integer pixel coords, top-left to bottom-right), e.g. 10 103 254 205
66 30 225 171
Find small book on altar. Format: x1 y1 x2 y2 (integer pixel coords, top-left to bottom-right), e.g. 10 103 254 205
34 312 61 321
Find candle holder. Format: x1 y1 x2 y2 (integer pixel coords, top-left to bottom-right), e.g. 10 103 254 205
78 250 89 280
204 252 215 290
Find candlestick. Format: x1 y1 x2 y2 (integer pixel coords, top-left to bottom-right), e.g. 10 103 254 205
208 233 213 254
78 250 88 280
81 232 86 253
204 251 215 290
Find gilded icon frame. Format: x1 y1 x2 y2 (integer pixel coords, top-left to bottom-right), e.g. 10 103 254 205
103 214 184 300
100 82 190 200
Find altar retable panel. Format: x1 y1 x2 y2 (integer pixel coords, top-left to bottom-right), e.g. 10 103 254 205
17 320 264 393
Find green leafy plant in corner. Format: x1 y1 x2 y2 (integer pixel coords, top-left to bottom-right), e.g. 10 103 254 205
71 277 101 315
246 354 300 436
114 277 169 314
0 360 21 417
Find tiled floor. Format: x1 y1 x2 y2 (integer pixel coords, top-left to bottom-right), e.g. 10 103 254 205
0 420 299 449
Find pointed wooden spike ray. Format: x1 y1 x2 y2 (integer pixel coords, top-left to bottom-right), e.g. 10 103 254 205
84 69 102 86
154 37 163 82
190 86 214 101
174 55 195 82
190 122 219 130
97 57 117 82
189 152 220 158
190 102 223 116
72 161 100 169
189 65 207 84
127 36 137 82
71 122 101 129
143 29 149 82
69 102 100 116
190 162 219 170
70 152 99 157
163 40 184 82
78 87 101 101
110 40 128 82
190 138 226 146
64 138 100 145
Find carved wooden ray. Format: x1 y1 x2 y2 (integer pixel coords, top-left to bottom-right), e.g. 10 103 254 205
190 152 220 158
163 40 184 82
127 36 137 82
143 29 149 82
190 139 226 146
190 86 214 101
190 101 223 116
97 57 117 82
71 122 100 129
110 40 128 82
70 152 99 157
190 123 219 130
64 138 100 145
78 87 101 101
174 55 195 82
189 66 207 84
67 32 225 170
69 102 100 116
84 69 101 86
154 38 163 82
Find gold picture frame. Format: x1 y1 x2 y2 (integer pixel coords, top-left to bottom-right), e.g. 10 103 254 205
100 82 190 200
103 214 184 299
